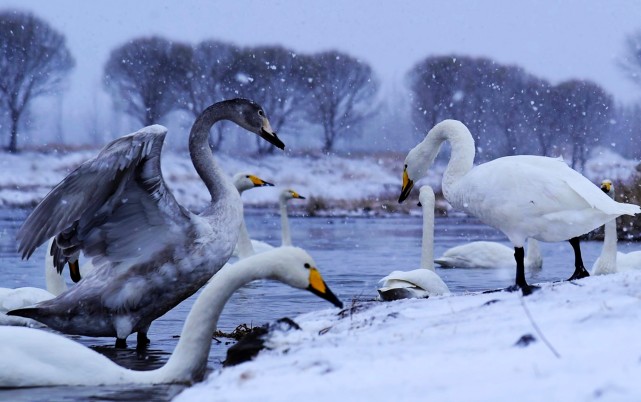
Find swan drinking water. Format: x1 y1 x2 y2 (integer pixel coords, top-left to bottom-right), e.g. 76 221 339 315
0 247 342 387
11 99 285 348
378 185 450 300
398 119 640 295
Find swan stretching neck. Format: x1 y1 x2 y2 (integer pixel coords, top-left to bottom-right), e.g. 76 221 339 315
0 247 342 387
378 186 450 300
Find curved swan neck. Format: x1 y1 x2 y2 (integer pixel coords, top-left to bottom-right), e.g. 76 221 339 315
429 121 475 197
157 259 269 383
236 219 255 258
280 198 292 246
189 101 237 205
420 197 435 272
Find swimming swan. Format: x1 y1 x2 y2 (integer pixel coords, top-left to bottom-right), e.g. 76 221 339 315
435 238 542 270
398 119 640 295
11 99 285 348
378 185 450 300
592 180 641 275
0 247 342 387
234 188 306 259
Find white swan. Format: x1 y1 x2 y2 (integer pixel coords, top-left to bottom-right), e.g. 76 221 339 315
11 99 285 348
378 185 450 300
399 119 641 295
0 238 74 327
435 238 542 270
234 188 306 259
0 246 342 387
592 180 641 275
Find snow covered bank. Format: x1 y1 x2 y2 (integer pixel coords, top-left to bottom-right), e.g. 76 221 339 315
175 271 641 402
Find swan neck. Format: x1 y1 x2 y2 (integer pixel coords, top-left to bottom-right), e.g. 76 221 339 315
189 102 236 205
157 260 266 383
236 218 255 259
44 257 67 296
420 200 435 271
601 218 618 263
434 123 475 197
525 238 540 260
280 199 292 246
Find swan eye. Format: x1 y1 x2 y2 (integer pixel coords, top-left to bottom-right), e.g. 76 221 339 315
258 109 265 117
404 164 408 169
245 175 250 178
304 263 311 269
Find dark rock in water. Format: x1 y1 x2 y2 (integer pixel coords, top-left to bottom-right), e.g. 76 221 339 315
224 317 301 367
514 333 537 347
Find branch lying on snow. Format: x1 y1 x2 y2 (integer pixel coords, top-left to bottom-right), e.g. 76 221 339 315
520 297 561 359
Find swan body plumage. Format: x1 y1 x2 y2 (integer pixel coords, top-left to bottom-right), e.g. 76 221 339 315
400 120 640 294
435 238 542 270
592 180 641 275
0 247 342 387
378 186 450 300
10 99 285 345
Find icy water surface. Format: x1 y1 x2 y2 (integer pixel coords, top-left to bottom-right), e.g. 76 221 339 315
0 207 634 401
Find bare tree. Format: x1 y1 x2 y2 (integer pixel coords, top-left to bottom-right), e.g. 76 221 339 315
228 45 313 153
551 80 613 171
104 36 192 126
304 51 379 153
182 39 239 150
0 10 74 152
619 30 641 90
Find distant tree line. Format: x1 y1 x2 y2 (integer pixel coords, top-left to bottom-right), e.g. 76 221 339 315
2 8 641 167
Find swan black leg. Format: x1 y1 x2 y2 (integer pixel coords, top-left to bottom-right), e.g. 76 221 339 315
505 247 539 296
137 330 150 348
115 338 127 348
567 237 590 281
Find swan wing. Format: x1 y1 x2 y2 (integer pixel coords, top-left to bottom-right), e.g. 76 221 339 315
436 241 513 268
17 125 191 268
379 269 449 295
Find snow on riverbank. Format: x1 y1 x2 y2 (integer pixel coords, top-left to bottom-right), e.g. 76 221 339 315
0 147 638 214
175 271 641 402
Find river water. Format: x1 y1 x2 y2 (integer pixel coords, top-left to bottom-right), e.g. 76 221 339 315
0 208 634 401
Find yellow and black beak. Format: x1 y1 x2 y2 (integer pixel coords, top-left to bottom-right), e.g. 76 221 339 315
259 118 285 150
291 191 306 200
307 267 343 308
600 181 612 194
249 175 274 188
398 167 414 203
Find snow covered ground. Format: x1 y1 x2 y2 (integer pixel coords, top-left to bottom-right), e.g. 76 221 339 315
175 271 641 402
0 146 637 215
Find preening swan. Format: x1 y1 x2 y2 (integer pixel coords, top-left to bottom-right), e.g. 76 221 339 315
399 119 640 295
234 188 306 259
0 247 343 387
435 238 542 270
11 99 285 348
592 180 641 275
378 186 449 300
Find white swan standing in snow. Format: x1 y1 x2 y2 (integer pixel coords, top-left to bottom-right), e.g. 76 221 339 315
592 180 641 275
11 99 285 348
435 238 542 270
398 119 640 295
0 247 342 387
378 186 450 300
234 188 306 259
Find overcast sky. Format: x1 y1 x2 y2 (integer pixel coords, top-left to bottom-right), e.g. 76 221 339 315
3 0 641 139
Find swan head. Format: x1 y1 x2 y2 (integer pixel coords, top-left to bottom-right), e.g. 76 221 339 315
233 173 274 194
601 179 614 198
280 189 306 202
265 247 343 308
229 98 285 150
399 145 430 203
